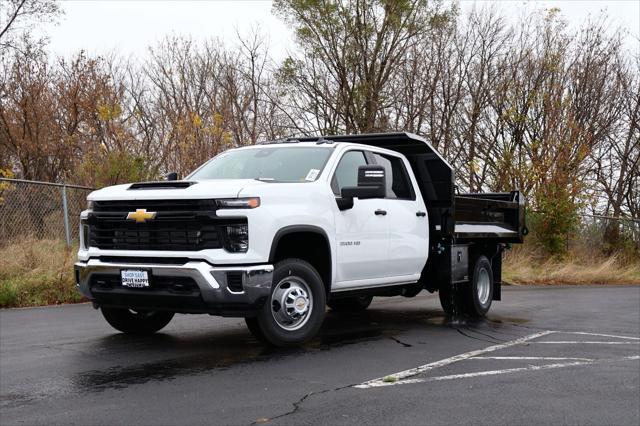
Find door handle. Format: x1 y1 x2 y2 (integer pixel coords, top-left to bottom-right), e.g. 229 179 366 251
416 211 426 217
375 209 387 216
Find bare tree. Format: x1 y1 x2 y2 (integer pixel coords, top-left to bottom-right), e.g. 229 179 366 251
274 0 440 134
0 0 61 53
0 1 637 255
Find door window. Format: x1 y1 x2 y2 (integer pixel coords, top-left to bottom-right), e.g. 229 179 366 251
331 150 367 195
371 153 414 200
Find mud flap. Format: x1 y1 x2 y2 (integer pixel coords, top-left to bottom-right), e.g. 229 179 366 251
492 249 503 301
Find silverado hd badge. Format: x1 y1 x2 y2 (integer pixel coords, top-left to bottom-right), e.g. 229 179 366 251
126 209 157 223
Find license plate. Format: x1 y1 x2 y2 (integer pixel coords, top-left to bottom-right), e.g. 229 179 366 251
121 270 150 288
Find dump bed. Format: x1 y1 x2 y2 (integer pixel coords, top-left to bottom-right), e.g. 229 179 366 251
454 191 525 243
297 132 526 245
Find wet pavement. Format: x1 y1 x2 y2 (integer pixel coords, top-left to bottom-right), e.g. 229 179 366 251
1 285 639 425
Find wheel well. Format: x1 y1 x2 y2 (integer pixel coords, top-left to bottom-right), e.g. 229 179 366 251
271 231 331 295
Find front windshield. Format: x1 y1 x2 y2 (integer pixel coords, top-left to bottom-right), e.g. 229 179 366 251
189 146 333 182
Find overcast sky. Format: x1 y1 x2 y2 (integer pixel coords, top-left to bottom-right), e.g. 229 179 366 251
36 0 640 60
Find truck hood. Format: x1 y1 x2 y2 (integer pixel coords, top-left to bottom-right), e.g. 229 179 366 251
88 179 267 201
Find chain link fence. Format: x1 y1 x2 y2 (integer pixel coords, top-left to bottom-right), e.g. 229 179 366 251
0 177 638 252
0 178 93 247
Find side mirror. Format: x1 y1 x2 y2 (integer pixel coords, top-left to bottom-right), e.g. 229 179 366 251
338 165 386 210
166 172 178 181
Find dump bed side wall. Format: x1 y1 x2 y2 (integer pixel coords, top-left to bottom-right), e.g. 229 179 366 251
454 191 526 244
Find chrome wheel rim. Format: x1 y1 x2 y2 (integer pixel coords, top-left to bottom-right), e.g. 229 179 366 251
271 276 313 331
477 268 491 306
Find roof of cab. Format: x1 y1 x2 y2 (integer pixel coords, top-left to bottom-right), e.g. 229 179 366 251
292 132 452 171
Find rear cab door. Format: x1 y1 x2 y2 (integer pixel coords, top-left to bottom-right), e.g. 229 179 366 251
368 151 429 279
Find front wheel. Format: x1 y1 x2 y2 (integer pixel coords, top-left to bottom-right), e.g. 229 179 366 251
247 259 326 347
101 307 174 334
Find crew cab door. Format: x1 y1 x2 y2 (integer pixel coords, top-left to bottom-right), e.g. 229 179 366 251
370 152 429 278
331 150 390 284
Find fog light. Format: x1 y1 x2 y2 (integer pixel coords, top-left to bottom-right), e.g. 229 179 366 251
82 224 90 249
225 224 249 252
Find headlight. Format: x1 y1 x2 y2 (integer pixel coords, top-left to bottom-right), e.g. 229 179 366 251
86 200 94 210
224 224 249 253
216 197 260 209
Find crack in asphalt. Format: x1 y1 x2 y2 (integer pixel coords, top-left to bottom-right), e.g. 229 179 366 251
250 320 527 424
249 335 415 424
253 324 512 424
250 383 356 425
388 336 413 347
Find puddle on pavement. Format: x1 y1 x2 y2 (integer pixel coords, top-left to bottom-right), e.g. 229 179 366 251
486 315 531 325
70 308 450 393
3 305 532 406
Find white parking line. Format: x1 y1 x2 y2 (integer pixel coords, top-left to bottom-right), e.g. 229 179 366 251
355 330 554 389
470 356 594 361
379 356 640 387
355 329 640 390
532 341 640 345
563 331 640 341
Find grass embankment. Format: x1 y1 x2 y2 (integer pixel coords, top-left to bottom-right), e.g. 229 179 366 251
503 246 640 285
0 239 82 308
0 239 638 309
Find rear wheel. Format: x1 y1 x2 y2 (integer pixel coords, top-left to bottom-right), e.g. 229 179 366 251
438 284 456 316
327 295 373 312
438 255 493 317
248 259 326 347
467 256 493 316
101 307 174 334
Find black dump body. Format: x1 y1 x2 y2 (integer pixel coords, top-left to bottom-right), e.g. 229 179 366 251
297 132 527 294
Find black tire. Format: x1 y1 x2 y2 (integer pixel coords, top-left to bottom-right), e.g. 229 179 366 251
327 295 373 312
101 307 174 335
466 255 494 317
438 284 455 316
439 255 493 317
244 317 267 343
251 259 326 347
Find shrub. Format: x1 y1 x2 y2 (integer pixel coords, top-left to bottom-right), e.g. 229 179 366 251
0 239 82 308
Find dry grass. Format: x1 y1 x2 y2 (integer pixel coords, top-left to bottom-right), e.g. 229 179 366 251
0 239 83 308
0 239 637 309
503 247 640 285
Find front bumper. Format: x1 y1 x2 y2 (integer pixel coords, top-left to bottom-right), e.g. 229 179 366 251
74 259 273 316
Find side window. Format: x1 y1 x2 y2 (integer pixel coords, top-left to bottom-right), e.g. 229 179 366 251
371 153 414 200
331 150 367 195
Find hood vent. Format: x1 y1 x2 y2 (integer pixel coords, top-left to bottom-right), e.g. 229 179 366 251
128 181 196 190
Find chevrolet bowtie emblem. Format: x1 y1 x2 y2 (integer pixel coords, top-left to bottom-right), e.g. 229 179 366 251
126 209 157 223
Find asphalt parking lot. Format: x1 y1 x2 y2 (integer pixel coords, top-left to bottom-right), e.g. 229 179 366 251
1 285 639 425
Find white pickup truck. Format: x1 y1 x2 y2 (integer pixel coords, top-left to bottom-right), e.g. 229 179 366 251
75 133 526 346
